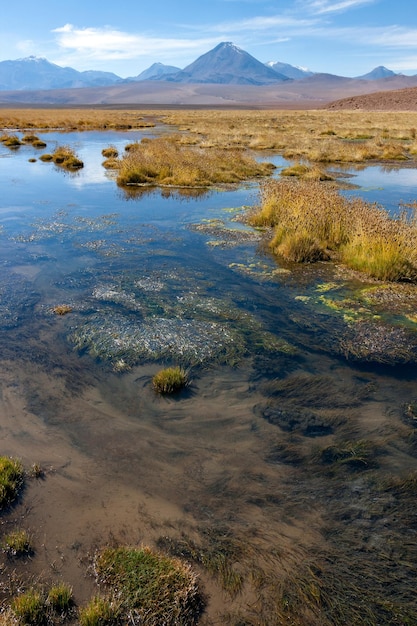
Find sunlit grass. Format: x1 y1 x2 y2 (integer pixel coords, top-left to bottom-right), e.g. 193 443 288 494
249 178 417 281
3 529 32 557
51 145 83 169
152 366 188 394
2 108 417 166
94 545 203 625
115 136 275 187
0 456 24 509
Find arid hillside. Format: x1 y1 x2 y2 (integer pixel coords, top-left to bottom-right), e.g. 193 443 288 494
326 85 417 111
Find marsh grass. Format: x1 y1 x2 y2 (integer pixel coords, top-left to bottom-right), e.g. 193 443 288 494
280 163 333 181
101 146 118 158
250 178 417 281
21 134 46 147
51 145 83 170
46 583 73 614
3 109 417 166
1 134 22 148
11 589 45 625
115 136 275 188
0 456 24 509
3 529 32 557
94 545 203 625
0 108 156 131
152 366 188 394
78 596 119 626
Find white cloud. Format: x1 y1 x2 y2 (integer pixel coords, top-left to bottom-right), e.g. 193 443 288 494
212 15 317 33
52 24 217 63
300 0 376 14
365 26 417 48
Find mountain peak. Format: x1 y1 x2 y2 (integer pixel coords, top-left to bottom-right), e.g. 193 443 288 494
18 55 48 63
357 66 397 80
171 41 289 85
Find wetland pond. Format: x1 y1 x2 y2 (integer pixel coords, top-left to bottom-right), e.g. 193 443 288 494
1 129 417 624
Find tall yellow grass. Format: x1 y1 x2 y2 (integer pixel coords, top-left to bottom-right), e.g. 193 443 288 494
250 179 417 281
116 136 275 187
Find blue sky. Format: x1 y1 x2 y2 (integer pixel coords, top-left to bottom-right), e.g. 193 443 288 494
1 0 416 77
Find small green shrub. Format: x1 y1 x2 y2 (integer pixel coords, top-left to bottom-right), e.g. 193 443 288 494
11 589 45 625
78 596 119 626
3 529 32 557
152 366 188 394
39 154 53 162
46 583 73 613
0 456 24 508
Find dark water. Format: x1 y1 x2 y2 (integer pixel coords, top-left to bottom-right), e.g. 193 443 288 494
1 131 417 624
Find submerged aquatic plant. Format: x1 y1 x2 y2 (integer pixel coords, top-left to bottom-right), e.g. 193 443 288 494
52 304 73 316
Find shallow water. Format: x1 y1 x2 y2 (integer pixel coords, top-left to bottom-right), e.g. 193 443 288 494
1 131 417 624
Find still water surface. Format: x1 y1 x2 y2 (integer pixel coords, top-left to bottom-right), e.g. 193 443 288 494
1 130 417 623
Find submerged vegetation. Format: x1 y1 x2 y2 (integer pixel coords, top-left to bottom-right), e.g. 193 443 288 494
249 178 417 282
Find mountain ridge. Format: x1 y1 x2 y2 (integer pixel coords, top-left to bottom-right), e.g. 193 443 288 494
0 42 410 92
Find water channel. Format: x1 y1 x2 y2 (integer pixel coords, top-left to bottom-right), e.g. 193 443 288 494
0 129 417 624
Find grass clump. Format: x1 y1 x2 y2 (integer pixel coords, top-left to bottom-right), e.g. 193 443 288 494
115 136 274 188
250 178 417 281
52 304 73 316
0 456 24 509
152 366 188 394
94 545 202 625
11 589 45 625
1 134 22 148
79 596 119 626
101 146 118 158
281 163 333 181
46 583 73 614
52 145 84 169
3 529 32 557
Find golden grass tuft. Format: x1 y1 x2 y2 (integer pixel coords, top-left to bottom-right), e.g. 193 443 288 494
115 136 275 188
152 366 188 394
52 145 84 169
250 178 417 280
